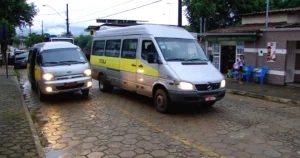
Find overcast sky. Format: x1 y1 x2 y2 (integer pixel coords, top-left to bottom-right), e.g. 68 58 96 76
28 0 189 33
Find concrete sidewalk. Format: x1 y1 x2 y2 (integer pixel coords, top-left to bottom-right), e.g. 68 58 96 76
226 78 300 105
0 67 44 158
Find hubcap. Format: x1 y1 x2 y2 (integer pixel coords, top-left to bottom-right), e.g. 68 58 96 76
99 78 104 89
156 95 165 108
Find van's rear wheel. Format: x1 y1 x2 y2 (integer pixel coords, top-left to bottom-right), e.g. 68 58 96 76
154 89 171 114
37 84 46 101
98 74 113 92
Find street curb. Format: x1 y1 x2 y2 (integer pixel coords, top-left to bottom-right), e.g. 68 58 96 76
227 89 300 106
14 76 46 158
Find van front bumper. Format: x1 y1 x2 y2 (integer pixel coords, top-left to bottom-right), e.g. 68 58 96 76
39 76 92 94
168 88 226 104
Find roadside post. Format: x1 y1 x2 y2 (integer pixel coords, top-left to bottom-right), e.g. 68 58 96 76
0 24 9 78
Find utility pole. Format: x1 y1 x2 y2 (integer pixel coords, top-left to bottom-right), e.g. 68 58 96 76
178 0 182 27
265 0 269 28
42 20 44 36
66 3 70 36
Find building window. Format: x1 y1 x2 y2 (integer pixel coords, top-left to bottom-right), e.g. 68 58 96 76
92 40 105 56
105 40 121 57
121 39 138 59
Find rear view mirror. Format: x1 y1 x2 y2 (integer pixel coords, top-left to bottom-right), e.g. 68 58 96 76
147 53 155 63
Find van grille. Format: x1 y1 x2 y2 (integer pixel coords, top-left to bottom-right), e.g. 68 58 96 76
55 74 83 80
195 83 220 91
56 83 84 90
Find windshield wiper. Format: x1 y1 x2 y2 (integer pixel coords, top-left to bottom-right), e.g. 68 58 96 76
166 58 186 61
43 61 70 66
184 58 208 61
60 60 86 64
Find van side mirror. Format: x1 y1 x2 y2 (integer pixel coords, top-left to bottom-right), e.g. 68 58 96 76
147 53 155 63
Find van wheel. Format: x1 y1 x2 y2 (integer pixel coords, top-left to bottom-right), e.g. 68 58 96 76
37 84 46 101
82 89 89 98
31 83 36 90
154 89 170 114
98 74 113 92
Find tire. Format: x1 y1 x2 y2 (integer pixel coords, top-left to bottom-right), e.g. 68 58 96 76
154 89 171 114
37 84 46 102
98 74 113 92
82 89 89 98
31 82 36 90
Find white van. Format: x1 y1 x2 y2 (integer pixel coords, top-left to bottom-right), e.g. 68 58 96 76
90 24 226 113
27 42 92 101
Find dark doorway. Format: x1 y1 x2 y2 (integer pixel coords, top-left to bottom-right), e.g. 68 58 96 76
221 45 236 73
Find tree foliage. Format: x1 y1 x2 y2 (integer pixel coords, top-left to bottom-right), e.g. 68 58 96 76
23 33 43 48
0 0 37 64
74 35 92 50
184 0 300 32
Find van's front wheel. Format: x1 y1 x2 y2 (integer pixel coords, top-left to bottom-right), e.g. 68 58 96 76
154 89 170 114
37 84 46 101
98 74 113 92
82 89 89 98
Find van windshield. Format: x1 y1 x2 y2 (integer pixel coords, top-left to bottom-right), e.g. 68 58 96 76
155 38 208 61
41 48 87 66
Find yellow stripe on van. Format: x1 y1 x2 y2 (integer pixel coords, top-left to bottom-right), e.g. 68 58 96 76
137 60 159 77
119 58 136 73
34 66 42 81
91 55 120 70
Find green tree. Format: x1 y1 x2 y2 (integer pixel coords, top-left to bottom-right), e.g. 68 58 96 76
0 0 37 64
24 33 43 48
74 34 92 50
184 0 300 32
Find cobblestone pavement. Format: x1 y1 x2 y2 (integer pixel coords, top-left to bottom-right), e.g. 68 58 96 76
0 76 39 158
19 70 300 158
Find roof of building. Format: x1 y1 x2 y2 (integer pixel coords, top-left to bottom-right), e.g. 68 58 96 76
242 7 300 16
207 22 295 33
32 42 79 50
93 24 194 39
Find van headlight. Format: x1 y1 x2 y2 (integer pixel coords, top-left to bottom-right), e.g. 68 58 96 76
177 82 195 90
43 73 54 81
220 79 226 88
84 69 92 76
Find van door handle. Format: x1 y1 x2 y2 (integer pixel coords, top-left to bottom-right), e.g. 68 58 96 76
138 64 143 68
131 64 136 67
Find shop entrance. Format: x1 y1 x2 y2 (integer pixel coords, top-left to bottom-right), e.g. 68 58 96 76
220 45 236 73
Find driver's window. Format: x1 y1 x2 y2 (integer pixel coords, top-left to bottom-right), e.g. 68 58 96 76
141 40 158 61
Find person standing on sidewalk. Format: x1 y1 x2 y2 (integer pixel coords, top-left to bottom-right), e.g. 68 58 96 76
237 55 245 84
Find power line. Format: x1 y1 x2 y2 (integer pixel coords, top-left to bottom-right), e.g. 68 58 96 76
70 0 162 24
73 0 136 20
37 8 89 16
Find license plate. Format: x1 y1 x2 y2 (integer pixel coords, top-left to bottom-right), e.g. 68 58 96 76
205 96 216 101
64 82 77 87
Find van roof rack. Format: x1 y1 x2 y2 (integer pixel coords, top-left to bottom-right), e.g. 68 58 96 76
85 19 147 32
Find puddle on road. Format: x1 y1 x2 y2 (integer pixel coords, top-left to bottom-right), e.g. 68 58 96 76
45 148 66 158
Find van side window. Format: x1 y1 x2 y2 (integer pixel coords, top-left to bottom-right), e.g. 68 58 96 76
105 40 121 57
121 39 138 59
141 40 158 61
92 40 105 56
